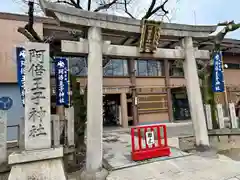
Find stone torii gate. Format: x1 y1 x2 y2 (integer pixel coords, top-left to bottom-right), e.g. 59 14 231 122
39 0 214 178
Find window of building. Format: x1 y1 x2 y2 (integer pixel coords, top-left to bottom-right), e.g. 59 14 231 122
169 61 184 77
135 60 163 76
52 57 129 77
103 59 128 76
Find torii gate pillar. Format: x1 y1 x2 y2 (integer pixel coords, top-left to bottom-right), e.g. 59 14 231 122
182 37 210 149
80 27 108 179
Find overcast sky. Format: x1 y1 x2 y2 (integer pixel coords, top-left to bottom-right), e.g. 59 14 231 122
1 0 240 39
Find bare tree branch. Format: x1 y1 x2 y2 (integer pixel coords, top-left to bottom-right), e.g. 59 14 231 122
124 0 135 19
20 0 40 6
52 0 83 8
149 0 169 16
23 0 43 42
69 0 83 8
87 0 91 10
142 0 169 19
143 0 156 19
94 0 118 12
54 0 76 6
17 0 173 21
25 25 43 41
155 11 172 22
18 27 38 42
165 14 171 22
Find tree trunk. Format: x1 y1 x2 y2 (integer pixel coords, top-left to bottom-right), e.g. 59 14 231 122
71 75 87 148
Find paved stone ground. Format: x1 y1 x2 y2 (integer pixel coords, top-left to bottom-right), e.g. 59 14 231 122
103 123 240 180
106 155 240 180
103 122 194 138
103 131 187 171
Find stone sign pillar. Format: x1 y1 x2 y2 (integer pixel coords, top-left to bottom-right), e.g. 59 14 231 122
8 42 66 180
229 103 238 128
204 104 212 130
24 44 51 150
81 26 108 179
182 37 209 149
0 110 7 165
216 104 225 129
52 115 60 147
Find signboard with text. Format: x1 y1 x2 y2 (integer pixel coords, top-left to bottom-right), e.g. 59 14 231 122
145 131 155 146
212 51 225 92
24 42 51 150
54 57 69 106
139 19 161 53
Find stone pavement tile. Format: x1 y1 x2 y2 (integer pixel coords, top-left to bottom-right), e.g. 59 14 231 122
169 155 213 172
192 167 234 180
107 155 240 180
106 176 129 180
236 175 240 178
106 159 173 180
103 131 189 171
195 159 240 180
107 158 186 180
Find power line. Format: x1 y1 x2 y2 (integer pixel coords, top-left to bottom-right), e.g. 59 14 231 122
193 10 196 25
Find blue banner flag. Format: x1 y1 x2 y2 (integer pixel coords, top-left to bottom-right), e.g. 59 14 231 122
16 47 26 106
55 57 69 106
212 51 225 92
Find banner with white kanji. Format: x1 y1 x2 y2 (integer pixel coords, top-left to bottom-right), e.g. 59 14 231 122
16 47 26 106
54 57 69 106
212 51 225 92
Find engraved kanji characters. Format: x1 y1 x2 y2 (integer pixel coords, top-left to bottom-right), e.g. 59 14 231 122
27 48 47 138
28 106 47 138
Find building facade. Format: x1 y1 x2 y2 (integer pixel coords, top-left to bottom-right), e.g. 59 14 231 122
1 12 240 136
0 13 44 140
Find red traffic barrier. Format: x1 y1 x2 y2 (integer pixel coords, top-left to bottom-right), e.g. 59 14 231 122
131 124 170 161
